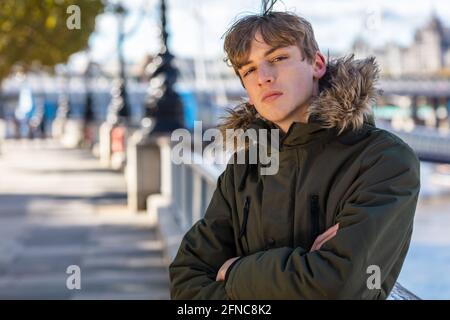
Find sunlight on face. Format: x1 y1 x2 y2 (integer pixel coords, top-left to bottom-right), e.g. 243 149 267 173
239 32 318 132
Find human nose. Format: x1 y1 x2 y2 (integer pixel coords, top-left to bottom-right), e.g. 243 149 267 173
257 64 275 86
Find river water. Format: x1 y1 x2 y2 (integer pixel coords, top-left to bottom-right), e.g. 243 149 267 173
397 162 450 299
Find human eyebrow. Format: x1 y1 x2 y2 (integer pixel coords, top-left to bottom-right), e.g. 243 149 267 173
238 46 285 70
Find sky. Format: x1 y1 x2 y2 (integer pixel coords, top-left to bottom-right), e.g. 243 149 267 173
70 0 450 69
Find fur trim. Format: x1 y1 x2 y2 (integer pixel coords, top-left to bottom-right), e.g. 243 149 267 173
218 102 261 152
308 55 380 134
218 102 260 138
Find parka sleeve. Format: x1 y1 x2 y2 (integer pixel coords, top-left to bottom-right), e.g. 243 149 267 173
224 140 420 299
169 164 237 299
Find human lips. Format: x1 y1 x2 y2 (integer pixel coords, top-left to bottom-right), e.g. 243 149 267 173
262 91 283 102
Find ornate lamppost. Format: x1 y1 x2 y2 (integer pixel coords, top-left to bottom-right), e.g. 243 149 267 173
106 2 130 125
126 0 185 211
142 0 184 134
82 61 96 148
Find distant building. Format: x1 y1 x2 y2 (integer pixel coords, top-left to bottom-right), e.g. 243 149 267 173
353 14 450 77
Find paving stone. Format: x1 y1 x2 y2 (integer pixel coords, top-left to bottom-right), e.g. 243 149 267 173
0 140 170 300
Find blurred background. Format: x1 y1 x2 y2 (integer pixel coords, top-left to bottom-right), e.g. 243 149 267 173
0 0 449 300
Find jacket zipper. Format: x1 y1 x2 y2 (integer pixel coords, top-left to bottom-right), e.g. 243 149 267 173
310 195 320 241
238 196 250 254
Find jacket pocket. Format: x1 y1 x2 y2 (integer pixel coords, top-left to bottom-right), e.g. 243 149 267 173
309 195 320 243
238 196 250 254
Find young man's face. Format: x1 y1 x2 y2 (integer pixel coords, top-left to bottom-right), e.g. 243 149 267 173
238 31 326 132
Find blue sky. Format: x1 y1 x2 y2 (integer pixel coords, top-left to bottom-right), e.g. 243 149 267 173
71 0 450 68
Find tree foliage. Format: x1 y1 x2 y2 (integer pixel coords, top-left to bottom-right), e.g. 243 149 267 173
0 0 104 82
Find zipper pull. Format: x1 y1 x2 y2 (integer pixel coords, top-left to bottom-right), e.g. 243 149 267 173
239 196 250 239
310 195 320 239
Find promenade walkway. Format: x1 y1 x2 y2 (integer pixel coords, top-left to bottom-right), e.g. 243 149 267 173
0 139 169 299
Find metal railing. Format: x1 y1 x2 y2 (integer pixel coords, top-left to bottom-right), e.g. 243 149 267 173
170 150 224 232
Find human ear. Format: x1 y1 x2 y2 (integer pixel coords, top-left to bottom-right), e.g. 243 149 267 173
313 51 327 80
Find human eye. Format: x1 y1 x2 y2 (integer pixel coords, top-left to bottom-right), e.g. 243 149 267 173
271 55 288 63
242 67 255 77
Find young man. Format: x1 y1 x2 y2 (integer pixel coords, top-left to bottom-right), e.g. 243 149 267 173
169 11 420 299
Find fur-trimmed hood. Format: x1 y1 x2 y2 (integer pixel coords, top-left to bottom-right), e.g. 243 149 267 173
219 55 380 143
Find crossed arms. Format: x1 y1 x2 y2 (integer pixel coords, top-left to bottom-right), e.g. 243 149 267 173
169 142 420 299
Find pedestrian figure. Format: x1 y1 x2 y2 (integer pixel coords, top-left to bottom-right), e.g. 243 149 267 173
170 4 420 299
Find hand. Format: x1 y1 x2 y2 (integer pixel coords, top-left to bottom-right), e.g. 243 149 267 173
216 257 240 281
310 223 340 252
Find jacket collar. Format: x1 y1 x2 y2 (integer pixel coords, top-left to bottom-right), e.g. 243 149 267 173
246 117 326 148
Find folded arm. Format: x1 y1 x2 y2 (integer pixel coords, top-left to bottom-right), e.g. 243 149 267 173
169 165 237 300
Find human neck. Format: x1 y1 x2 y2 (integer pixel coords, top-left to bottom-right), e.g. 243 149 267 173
274 103 309 133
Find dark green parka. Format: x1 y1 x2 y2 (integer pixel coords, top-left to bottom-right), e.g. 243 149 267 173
169 56 420 299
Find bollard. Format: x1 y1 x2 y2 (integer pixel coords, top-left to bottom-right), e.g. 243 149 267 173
99 122 113 168
110 125 127 171
60 119 84 148
126 132 171 212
